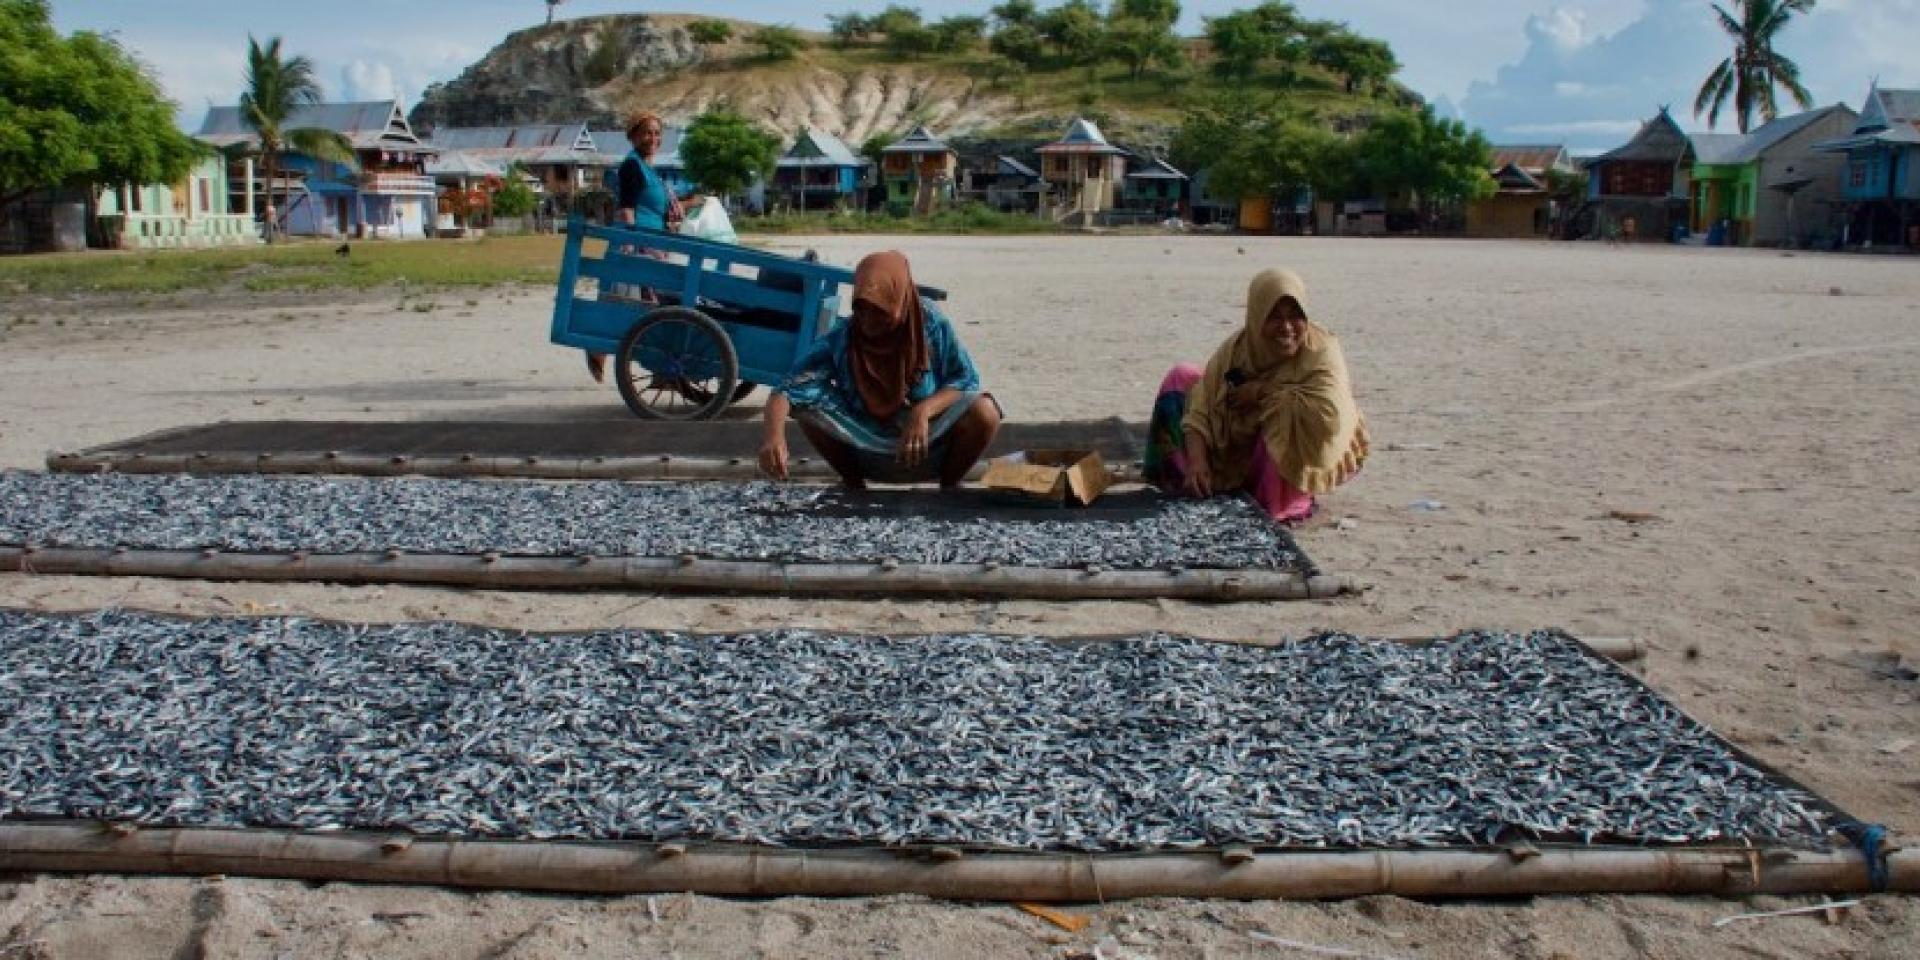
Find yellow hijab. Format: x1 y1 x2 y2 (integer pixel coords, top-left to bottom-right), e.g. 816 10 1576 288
1181 269 1369 494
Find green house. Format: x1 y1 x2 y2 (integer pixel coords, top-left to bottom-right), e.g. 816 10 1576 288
1688 104 1856 247
93 154 258 249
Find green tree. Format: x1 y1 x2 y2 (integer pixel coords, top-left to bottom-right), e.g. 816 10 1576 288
582 23 627 83
0 0 202 210
859 134 891 168
990 0 1040 29
686 20 734 46
1203 11 1269 80
749 24 808 61
1351 106 1494 213
1113 0 1180 27
989 23 1045 67
237 35 356 242
1105 17 1182 80
1309 28 1397 93
885 24 940 58
827 12 874 47
872 5 924 35
1039 0 1106 64
491 165 538 217
931 15 989 53
1694 0 1815 133
1173 91 1342 203
680 110 778 199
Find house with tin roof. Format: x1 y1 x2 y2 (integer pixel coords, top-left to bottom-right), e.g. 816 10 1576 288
196 100 438 239
772 128 868 212
1466 145 1576 239
1815 84 1920 248
880 125 959 215
1038 118 1129 225
428 123 605 201
1689 104 1856 247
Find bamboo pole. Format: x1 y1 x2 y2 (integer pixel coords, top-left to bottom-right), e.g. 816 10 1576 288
45 452 1147 484
0 547 1345 601
0 825 1906 900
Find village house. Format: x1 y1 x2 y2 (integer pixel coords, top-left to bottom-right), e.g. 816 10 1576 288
1578 108 1695 242
1038 118 1129 226
422 150 507 234
979 156 1046 214
425 123 605 209
196 100 438 240
92 154 258 249
1815 84 1920 249
771 129 867 213
1118 155 1189 221
1687 105 1856 248
1465 145 1574 239
880 126 959 215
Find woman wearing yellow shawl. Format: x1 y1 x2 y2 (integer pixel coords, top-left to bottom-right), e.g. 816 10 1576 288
1143 268 1369 522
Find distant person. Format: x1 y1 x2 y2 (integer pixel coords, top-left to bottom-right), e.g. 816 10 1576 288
758 251 1001 489
1144 268 1369 523
586 111 695 384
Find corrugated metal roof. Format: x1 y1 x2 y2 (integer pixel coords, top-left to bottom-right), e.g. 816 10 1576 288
425 150 507 179
1490 144 1570 174
996 156 1039 179
196 101 436 152
1040 117 1127 154
1126 156 1188 181
430 124 595 152
1873 88 1920 126
881 124 952 155
778 128 864 169
1701 105 1855 165
1491 163 1545 191
1690 133 1748 165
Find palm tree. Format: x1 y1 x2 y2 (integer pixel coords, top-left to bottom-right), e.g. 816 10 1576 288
238 36 354 242
1693 0 1816 133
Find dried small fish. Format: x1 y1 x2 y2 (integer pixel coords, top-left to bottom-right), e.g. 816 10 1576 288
0 473 1309 573
0 610 1833 852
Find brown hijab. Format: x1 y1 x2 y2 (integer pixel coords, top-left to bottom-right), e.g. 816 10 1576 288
847 251 930 420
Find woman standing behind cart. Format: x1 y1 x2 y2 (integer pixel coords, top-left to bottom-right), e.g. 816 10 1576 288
759 251 1001 489
586 111 687 384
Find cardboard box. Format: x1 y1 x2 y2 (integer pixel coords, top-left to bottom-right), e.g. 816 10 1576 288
980 450 1112 507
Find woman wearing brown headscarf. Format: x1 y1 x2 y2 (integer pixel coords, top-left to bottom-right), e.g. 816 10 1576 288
1144 268 1368 521
760 251 1000 488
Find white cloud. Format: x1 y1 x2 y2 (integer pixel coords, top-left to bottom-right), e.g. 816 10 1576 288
341 61 400 102
1457 0 1920 151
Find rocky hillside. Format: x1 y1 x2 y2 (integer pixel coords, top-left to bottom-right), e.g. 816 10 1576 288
409 12 1408 143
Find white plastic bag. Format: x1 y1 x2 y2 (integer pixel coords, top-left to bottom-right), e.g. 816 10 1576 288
680 200 737 245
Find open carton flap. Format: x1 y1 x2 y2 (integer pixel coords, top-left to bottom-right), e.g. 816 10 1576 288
981 450 1113 506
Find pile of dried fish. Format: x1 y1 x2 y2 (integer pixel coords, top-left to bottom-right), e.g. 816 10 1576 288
0 473 1306 571
0 610 1831 850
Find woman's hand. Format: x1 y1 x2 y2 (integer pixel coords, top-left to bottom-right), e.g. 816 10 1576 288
1183 455 1214 498
758 436 790 481
760 392 792 480
1182 433 1213 497
898 404 933 466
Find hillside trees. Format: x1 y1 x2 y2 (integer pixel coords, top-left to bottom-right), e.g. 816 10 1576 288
1172 92 1341 203
0 0 201 210
827 13 874 48
686 20 733 47
1105 16 1183 80
749 25 807 61
1351 106 1494 210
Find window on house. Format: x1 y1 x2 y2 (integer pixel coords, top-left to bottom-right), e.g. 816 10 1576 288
1851 161 1867 189
198 179 211 213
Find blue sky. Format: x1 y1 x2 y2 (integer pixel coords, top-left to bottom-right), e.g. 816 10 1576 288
54 1 1920 151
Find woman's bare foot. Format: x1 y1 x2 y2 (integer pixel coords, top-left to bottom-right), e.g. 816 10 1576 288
585 352 607 384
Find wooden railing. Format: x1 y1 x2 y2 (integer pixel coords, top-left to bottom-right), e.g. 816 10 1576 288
360 173 436 194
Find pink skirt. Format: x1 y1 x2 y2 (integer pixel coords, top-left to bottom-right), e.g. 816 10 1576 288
1152 363 1316 524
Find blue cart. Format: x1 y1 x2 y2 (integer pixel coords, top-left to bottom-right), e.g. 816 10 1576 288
551 218 944 420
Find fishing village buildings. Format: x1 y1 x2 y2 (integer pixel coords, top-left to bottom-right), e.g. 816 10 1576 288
1815 84 1920 248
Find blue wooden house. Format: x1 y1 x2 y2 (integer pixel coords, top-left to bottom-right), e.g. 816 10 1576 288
1815 84 1920 247
197 100 439 239
772 128 867 212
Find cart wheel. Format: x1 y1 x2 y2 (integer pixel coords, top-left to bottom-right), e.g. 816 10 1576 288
615 306 740 421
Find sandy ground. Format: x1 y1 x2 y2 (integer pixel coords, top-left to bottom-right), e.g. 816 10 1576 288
0 235 1916 958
